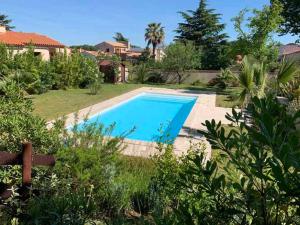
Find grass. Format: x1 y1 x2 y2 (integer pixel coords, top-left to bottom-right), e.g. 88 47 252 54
32 84 144 120
32 83 241 120
215 87 241 108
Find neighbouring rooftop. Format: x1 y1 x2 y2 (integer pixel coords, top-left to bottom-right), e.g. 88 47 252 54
0 25 65 48
279 43 300 56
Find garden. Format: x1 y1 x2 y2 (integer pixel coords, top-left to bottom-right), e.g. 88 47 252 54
0 0 300 224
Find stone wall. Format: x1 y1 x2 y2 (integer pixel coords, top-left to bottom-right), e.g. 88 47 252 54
163 70 220 84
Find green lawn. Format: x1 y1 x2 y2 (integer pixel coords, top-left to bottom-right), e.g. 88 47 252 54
32 84 145 120
32 83 240 120
215 87 241 108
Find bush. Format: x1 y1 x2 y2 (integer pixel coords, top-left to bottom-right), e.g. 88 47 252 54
24 190 96 225
0 45 103 94
148 96 300 224
132 63 149 83
207 68 237 89
0 81 63 153
54 121 155 220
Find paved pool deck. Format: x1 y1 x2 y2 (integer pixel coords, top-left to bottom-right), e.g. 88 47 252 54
55 87 235 159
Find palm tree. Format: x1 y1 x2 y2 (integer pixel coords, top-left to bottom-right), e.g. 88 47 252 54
276 57 298 88
0 14 14 30
145 23 165 58
236 56 298 106
113 32 128 42
237 56 255 106
237 56 268 106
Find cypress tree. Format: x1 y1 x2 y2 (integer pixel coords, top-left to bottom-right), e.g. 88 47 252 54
176 0 229 69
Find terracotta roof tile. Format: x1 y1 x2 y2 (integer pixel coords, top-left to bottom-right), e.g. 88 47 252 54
279 44 300 56
105 41 127 48
0 31 65 47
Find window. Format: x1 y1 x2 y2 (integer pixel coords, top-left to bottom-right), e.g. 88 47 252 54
106 48 110 52
34 52 41 57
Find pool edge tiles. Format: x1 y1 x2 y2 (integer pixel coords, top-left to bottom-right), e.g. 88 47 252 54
74 92 197 143
57 87 223 159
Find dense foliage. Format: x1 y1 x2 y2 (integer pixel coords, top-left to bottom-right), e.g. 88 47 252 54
70 44 97 51
1 1 300 224
160 42 201 84
231 0 283 66
272 0 300 41
147 96 300 225
0 45 103 94
0 81 63 153
176 0 229 69
97 52 121 83
0 82 155 224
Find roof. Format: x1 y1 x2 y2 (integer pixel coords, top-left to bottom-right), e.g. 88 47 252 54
104 41 128 48
80 49 99 57
279 43 300 56
99 60 113 66
0 31 65 47
126 52 142 57
128 47 144 53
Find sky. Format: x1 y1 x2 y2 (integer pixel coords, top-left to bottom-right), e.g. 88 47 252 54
1 0 298 47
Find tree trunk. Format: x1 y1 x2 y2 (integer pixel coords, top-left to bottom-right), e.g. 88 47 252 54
177 71 182 84
152 43 157 59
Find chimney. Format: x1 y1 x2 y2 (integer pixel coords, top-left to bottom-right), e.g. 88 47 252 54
0 25 6 33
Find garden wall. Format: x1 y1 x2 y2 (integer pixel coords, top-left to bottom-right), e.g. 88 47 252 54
164 70 220 84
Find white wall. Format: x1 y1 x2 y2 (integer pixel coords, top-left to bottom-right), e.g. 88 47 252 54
10 46 70 61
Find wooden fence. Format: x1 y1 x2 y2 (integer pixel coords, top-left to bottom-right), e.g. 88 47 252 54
0 143 55 200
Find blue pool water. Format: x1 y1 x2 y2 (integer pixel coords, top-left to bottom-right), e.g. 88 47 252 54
76 93 197 142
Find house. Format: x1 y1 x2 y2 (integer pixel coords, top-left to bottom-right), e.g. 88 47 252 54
0 25 70 60
95 41 130 55
279 43 300 62
79 49 99 59
153 47 165 61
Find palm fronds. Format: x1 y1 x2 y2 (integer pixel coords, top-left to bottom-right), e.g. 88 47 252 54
277 58 298 84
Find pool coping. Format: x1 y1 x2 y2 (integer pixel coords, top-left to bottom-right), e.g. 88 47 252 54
48 87 234 159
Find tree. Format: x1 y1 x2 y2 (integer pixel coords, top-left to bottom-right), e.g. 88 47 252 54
0 14 14 30
236 56 267 106
176 0 229 69
70 44 97 51
272 0 300 41
113 32 128 42
235 55 298 106
231 0 283 65
145 23 165 57
161 42 200 84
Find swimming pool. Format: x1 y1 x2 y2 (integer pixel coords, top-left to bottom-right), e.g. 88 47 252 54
76 93 197 142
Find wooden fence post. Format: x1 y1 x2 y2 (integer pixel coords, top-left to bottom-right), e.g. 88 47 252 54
22 143 32 187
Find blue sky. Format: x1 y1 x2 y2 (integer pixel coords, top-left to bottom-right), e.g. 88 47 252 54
1 0 298 47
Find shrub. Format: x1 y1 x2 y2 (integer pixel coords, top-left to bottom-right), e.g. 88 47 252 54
132 63 149 84
24 189 96 225
149 96 300 224
0 45 103 94
0 81 63 153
